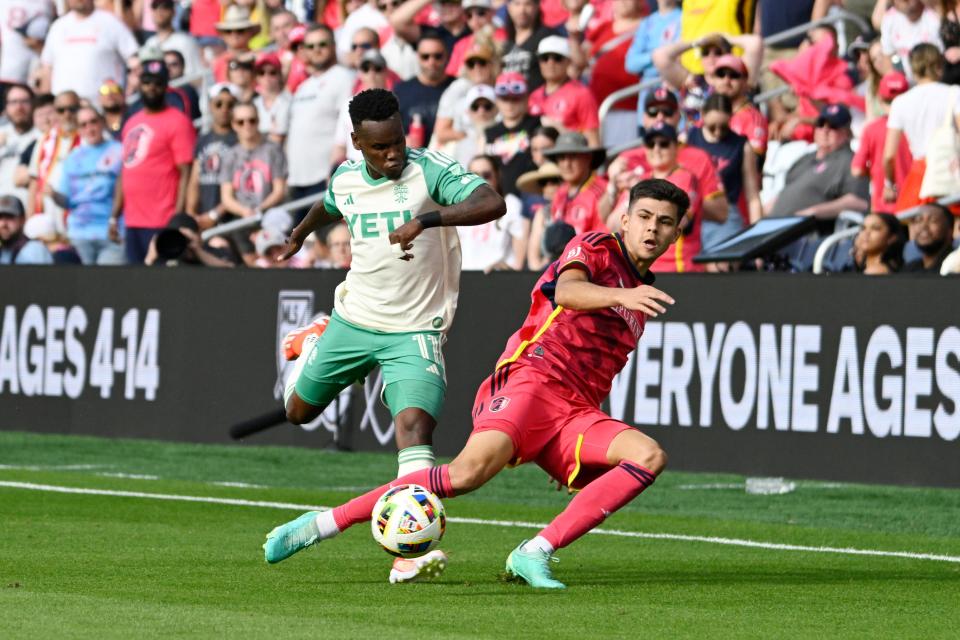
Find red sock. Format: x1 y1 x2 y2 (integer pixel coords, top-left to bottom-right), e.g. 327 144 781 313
539 462 656 550
332 465 454 531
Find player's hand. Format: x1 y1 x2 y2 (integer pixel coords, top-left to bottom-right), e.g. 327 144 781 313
388 218 424 261
279 227 308 261
547 477 574 494
618 285 675 318
108 218 120 243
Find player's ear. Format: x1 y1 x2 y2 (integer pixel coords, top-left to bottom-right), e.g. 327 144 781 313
350 130 361 151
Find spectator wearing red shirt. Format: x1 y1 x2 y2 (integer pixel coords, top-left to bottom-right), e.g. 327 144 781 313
528 36 601 146
852 72 913 215
542 132 609 235
445 0 506 77
710 54 768 157
285 25 310 94
112 60 196 265
212 7 260 83
636 123 704 273
613 87 727 225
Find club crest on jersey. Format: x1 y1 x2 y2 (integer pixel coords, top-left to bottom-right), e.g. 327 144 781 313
565 245 583 260
393 183 408 204
490 396 510 412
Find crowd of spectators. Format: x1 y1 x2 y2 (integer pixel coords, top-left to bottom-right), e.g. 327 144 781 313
0 0 958 275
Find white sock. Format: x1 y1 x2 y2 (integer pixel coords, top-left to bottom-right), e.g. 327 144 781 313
522 536 554 555
314 509 341 537
396 445 435 477
283 334 320 405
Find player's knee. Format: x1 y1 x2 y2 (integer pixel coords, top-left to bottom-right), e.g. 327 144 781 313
637 444 667 475
394 411 435 448
285 398 320 426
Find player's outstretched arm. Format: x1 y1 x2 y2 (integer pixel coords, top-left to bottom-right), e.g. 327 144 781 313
389 185 506 259
279 201 342 261
555 269 675 318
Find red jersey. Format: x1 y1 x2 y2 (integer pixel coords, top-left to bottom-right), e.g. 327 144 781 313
851 115 912 215
528 80 601 133
586 21 638 110
730 102 768 156
622 144 725 202
121 107 196 228
550 174 609 234
495 231 653 407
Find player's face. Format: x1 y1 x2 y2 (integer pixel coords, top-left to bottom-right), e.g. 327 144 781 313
353 113 407 180
621 196 682 263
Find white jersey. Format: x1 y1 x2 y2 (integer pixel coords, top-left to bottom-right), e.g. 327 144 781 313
323 148 486 333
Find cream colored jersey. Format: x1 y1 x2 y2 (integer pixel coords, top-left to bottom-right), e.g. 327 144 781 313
322 147 486 333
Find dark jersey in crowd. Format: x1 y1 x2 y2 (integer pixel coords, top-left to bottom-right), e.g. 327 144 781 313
687 126 747 205
501 24 560 92
484 114 540 195
393 76 454 148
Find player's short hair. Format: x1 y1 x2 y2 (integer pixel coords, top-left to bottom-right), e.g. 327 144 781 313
910 43 943 80
349 88 400 128
628 178 690 223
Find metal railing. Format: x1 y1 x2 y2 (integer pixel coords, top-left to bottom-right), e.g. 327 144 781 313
200 191 325 242
812 193 960 274
598 7 872 139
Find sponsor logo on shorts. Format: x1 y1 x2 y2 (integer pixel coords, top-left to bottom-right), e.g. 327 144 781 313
490 396 510 412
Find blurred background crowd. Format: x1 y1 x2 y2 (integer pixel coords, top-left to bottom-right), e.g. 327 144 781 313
0 0 958 275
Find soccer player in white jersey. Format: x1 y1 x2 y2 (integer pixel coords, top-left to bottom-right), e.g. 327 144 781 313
265 88 506 583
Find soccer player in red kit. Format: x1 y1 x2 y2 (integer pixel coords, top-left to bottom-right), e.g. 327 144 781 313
263 178 689 589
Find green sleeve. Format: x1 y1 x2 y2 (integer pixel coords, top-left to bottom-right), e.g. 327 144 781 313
414 149 487 206
322 163 353 219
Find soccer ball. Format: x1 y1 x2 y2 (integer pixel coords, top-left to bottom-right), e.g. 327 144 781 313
370 484 446 558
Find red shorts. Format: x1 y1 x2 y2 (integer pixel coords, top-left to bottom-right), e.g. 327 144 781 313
470 364 633 490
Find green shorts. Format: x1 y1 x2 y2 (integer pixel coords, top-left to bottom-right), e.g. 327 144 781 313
294 311 447 419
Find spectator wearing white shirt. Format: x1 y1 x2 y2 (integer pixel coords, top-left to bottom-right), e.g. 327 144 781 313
39 0 139 103
0 84 39 206
458 154 528 272
142 0 205 82
0 0 56 85
253 52 291 146
331 49 391 166
287 24 354 222
881 0 943 80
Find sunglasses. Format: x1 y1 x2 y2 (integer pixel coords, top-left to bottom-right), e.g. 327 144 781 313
644 138 674 150
645 106 675 118
495 82 526 97
538 177 562 186
419 52 445 61
78 119 100 127
470 100 494 112
351 42 375 51
360 62 385 72
213 99 236 109
303 41 331 50
704 123 729 137
715 68 743 80
256 67 280 76
56 105 80 114
701 46 725 58
466 8 489 18
221 29 249 35
99 84 122 96
538 53 566 63
465 58 488 69
233 118 259 126
377 0 402 9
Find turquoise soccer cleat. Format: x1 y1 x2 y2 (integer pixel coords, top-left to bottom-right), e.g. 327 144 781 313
263 511 322 564
504 540 566 589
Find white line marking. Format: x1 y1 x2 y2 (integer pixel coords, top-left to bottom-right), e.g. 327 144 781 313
1 480 958 565
97 472 160 480
0 464 106 471
211 481 268 489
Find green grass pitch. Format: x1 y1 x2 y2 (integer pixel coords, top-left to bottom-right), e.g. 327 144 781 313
2 430 959 639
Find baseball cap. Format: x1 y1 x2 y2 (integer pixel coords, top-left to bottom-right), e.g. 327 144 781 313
644 85 679 110
256 227 287 256
141 59 169 83
537 35 570 59
208 82 242 100
255 52 282 69
359 49 388 70
228 54 255 71
714 54 747 76
463 0 492 8
494 71 527 97
288 24 306 45
466 84 496 106
645 122 678 142
0 195 25 216
816 104 852 129
879 72 909 101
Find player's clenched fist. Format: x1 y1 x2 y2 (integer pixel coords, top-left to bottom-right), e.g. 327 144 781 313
617 285 674 318
388 218 424 261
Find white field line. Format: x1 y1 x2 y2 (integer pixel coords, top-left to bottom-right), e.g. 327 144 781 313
96 472 160 480
0 464 106 471
2 480 959 565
